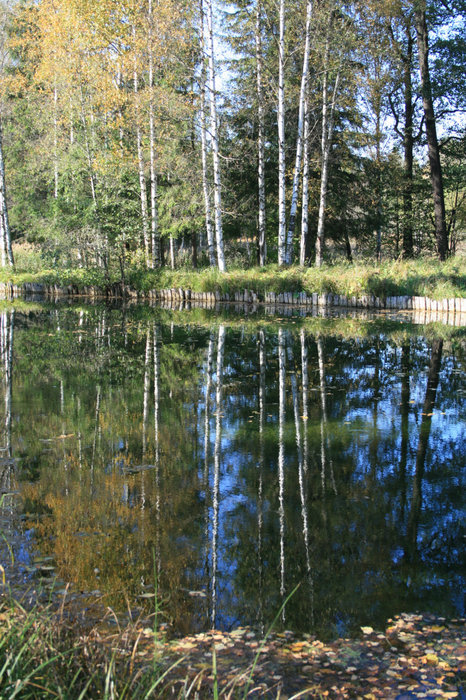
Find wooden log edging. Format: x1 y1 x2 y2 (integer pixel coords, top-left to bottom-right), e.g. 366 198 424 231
1 281 465 320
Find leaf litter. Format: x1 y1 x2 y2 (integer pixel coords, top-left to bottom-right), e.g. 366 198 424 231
134 612 465 697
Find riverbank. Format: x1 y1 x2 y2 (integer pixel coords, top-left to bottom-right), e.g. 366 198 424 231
0 259 465 320
0 594 464 698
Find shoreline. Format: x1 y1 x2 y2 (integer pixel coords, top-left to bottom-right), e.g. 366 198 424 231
1 594 464 698
1 281 466 326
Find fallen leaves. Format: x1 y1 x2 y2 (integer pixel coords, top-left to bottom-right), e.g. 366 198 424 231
148 613 465 698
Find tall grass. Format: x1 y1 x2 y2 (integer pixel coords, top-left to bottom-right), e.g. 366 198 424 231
0 594 191 699
1 257 464 300
0 580 306 699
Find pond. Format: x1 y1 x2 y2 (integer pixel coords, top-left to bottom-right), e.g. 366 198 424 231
0 302 464 640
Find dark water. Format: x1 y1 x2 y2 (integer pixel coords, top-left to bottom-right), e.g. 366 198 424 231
0 303 465 639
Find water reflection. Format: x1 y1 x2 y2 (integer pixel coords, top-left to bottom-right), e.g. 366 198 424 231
0 305 464 639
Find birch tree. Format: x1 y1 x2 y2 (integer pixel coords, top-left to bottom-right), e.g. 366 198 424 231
255 0 267 266
277 0 286 266
132 23 150 268
199 0 216 266
204 0 226 271
0 2 13 267
0 119 13 267
315 12 343 268
299 97 310 265
285 0 313 265
148 0 160 267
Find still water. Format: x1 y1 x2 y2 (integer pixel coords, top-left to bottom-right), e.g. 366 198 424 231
0 303 464 639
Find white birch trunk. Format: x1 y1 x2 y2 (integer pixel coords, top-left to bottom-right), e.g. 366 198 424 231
79 88 97 206
148 0 159 268
0 119 13 267
316 42 340 268
53 85 59 199
169 236 175 269
285 0 312 264
277 0 286 266
205 0 226 271
0 189 5 268
133 26 150 268
200 0 216 266
299 96 310 265
255 0 266 266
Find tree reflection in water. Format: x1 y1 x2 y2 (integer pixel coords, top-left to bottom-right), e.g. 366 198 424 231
1 305 464 639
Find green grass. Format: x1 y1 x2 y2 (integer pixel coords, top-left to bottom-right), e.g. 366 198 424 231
0 591 305 699
0 258 465 300
0 596 187 699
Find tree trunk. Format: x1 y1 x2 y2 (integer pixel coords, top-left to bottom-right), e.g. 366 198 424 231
0 119 14 267
299 97 310 266
148 0 160 267
53 85 59 199
402 27 414 258
169 235 175 269
205 0 226 271
286 0 312 264
344 238 352 267
255 0 267 266
79 87 97 207
199 0 216 266
375 104 382 262
277 0 286 266
133 26 150 268
414 3 448 260
315 43 340 268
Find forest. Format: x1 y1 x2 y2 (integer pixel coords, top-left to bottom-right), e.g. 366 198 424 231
0 0 464 276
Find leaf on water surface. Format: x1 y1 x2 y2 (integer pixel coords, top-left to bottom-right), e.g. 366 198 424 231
361 627 374 635
188 590 207 598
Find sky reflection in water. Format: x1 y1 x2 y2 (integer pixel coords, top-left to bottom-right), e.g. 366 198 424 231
0 304 464 639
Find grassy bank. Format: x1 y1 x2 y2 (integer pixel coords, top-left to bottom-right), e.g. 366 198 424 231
1 258 465 300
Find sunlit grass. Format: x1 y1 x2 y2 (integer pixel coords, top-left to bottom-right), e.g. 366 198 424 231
0 257 464 299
